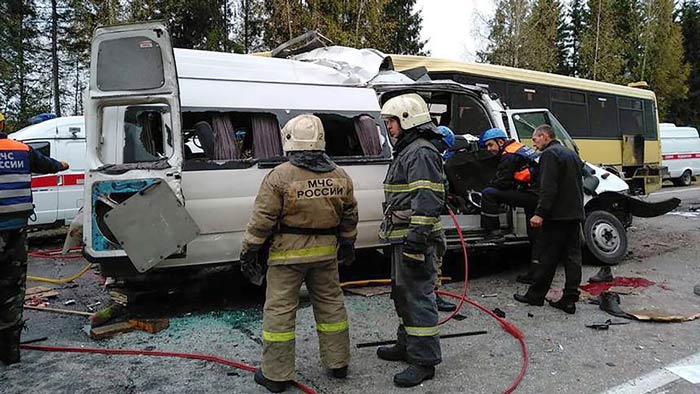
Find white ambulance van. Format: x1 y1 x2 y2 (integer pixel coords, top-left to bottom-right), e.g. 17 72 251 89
660 123 700 186
9 116 86 227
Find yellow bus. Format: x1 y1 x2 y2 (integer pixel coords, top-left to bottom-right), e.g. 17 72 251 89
390 55 663 195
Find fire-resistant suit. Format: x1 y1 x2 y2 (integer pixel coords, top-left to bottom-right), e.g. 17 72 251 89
241 121 358 384
0 134 67 365
380 124 445 367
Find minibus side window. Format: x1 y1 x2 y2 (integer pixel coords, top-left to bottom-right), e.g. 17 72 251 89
314 113 386 158
27 141 51 157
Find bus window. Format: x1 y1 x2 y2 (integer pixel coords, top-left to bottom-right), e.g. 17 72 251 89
618 98 644 135
551 88 589 137
643 100 657 139
588 93 619 138
506 82 549 108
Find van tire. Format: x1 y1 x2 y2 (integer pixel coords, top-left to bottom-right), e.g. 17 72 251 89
673 170 692 187
583 210 628 266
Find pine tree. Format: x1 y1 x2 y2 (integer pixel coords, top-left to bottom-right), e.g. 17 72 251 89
635 0 689 118
0 0 51 130
579 0 626 83
233 0 265 53
519 0 567 73
565 0 588 76
477 0 531 68
382 0 426 55
611 0 643 83
670 0 700 126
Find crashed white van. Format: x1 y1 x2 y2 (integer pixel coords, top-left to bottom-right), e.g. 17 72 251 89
83 23 679 279
10 116 85 227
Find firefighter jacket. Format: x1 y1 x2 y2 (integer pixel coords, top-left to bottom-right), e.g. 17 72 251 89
380 128 446 245
242 156 358 266
488 140 539 191
0 134 64 230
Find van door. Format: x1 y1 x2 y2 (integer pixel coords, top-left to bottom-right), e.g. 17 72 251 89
26 140 58 226
85 22 187 264
54 133 85 223
505 109 580 153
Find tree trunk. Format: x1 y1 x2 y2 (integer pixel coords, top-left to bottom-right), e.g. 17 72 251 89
51 0 61 117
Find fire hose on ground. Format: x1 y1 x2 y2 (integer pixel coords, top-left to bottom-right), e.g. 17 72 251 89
21 209 528 393
26 247 92 284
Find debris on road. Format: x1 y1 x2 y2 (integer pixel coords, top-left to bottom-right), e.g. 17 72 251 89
129 319 170 334
24 305 93 317
492 308 506 318
63 299 76 306
580 277 655 296
24 286 58 301
90 304 126 326
585 319 630 330
90 321 135 340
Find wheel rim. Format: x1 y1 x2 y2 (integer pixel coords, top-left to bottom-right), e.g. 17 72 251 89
590 220 620 255
682 171 691 185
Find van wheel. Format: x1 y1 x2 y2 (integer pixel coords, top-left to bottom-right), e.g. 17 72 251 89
673 170 692 187
583 210 628 266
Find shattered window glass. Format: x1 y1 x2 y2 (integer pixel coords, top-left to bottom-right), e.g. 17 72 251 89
123 105 173 163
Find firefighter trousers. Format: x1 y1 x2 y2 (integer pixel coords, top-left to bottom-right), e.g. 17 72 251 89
262 259 350 382
0 229 27 363
390 242 442 367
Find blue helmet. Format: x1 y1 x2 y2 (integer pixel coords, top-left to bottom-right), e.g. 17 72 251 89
437 125 455 148
479 128 508 148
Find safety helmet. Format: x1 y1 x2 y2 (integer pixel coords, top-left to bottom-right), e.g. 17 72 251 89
479 128 508 148
281 114 325 152
437 126 455 148
380 93 431 130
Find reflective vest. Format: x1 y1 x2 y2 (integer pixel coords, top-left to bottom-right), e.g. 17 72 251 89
502 141 539 185
0 138 33 225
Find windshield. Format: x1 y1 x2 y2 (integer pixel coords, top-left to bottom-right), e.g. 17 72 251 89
512 111 579 154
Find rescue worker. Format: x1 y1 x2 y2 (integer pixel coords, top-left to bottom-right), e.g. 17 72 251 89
240 114 358 393
431 125 456 312
0 128 69 365
378 93 444 387
514 124 584 314
479 127 540 284
0 112 6 134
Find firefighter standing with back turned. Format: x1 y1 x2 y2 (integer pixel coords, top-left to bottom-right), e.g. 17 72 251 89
0 111 69 365
240 114 358 393
378 93 445 388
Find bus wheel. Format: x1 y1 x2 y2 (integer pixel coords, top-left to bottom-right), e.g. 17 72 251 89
583 210 627 266
673 170 692 187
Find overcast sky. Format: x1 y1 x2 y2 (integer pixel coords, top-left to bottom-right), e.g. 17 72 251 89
416 0 498 62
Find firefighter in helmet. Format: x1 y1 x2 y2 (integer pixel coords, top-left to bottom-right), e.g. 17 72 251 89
240 114 358 393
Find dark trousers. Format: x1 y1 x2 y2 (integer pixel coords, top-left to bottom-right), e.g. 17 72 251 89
526 220 582 301
390 242 442 367
480 187 540 261
0 229 28 363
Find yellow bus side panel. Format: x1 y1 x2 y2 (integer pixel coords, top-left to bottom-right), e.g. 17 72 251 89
572 139 660 167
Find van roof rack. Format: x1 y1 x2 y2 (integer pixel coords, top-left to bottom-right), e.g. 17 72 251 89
271 30 334 58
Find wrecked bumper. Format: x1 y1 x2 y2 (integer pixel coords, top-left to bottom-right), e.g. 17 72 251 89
597 191 680 218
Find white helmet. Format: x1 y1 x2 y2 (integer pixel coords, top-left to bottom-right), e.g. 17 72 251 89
381 93 431 130
281 114 325 152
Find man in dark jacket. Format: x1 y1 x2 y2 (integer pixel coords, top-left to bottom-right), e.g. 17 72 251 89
0 132 69 365
514 124 584 314
378 93 444 388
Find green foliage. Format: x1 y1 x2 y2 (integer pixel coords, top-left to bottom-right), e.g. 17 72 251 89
670 0 700 126
520 0 567 73
478 0 530 67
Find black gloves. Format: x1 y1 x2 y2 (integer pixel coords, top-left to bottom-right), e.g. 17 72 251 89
403 230 427 264
337 238 355 267
240 244 264 286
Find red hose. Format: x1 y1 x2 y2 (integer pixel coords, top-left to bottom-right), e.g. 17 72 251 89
439 208 528 394
29 247 83 259
20 344 317 394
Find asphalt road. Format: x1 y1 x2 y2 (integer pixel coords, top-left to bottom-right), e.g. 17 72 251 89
1 184 699 394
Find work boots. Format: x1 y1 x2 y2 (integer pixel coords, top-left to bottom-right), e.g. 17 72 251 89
393 365 435 387
330 366 348 379
435 294 457 312
513 293 544 306
0 328 21 366
254 369 290 393
377 344 407 362
548 297 577 314
589 267 614 283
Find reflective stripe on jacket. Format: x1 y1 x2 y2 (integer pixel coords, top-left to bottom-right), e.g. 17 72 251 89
243 161 358 265
0 138 32 223
380 132 445 243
